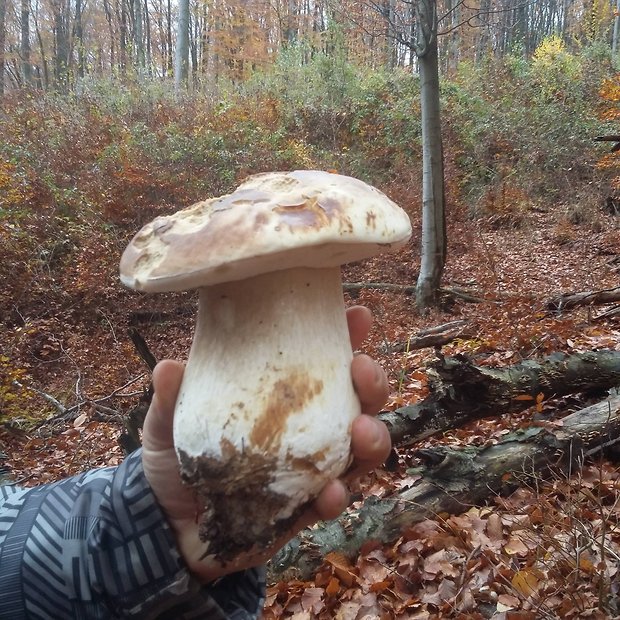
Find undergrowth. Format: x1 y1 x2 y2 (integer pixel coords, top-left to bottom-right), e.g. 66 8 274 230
493 459 620 618
0 42 618 419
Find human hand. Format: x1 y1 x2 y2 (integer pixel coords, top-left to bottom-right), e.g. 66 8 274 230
141 305 391 582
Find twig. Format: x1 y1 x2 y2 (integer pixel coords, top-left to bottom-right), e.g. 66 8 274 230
97 309 119 344
11 373 148 426
91 374 147 403
12 380 66 414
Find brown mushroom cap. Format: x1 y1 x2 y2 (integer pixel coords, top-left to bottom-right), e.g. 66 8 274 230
120 170 412 292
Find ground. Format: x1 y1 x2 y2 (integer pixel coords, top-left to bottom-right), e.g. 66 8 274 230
1 200 619 618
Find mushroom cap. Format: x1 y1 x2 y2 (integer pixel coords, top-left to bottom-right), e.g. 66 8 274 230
120 170 412 292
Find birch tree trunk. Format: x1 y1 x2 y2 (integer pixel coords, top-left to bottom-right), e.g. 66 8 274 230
415 0 446 313
174 0 190 91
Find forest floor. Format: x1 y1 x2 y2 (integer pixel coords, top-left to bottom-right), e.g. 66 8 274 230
1 199 620 618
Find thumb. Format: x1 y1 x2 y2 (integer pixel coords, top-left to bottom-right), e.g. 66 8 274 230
142 360 185 452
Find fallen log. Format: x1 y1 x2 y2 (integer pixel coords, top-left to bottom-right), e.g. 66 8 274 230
269 395 620 581
593 304 620 322
342 282 493 304
380 349 620 448
381 320 471 352
343 282 416 295
546 286 620 314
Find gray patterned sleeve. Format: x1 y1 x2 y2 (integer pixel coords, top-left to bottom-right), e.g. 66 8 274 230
0 450 265 619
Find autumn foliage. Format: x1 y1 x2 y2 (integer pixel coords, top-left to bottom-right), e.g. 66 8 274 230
1 43 620 618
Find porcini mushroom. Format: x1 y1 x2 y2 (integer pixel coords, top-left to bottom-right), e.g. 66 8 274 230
120 170 411 560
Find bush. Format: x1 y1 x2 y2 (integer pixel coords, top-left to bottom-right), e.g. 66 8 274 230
445 43 612 216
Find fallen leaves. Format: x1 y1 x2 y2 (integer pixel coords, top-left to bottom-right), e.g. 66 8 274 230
1 171 620 619
265 474 620 618
0 420 122 484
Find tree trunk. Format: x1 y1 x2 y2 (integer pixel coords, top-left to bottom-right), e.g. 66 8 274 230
383 0 397 68
21 0 31 87
189 3 198 79
199 0 209 78
614 0 620 60
120 0 128 77
33 10 49 89
143 0 152 75
269 395 620 581
475 0 491 62
0 0 6 97
166 0 173 76
415 0 446 313
174 0 190 91
74 0 84 79
52 0 70 90
102 0 115 71
133 0 144 70
382 350 620 448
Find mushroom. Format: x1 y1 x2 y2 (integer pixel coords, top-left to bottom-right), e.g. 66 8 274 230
120 170 411 560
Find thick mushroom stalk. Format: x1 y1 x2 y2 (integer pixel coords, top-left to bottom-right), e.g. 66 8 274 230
174 266 358 558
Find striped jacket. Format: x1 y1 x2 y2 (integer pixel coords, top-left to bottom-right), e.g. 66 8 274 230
0 450 265 619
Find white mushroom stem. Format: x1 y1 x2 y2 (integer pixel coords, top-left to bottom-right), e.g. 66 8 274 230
173 266 360 557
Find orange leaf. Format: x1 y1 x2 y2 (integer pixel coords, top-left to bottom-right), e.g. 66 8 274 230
369 579 392 593
325 576 340 596
578 556 596 573
325 551 357 587
513 394 535 401
511 568 541 596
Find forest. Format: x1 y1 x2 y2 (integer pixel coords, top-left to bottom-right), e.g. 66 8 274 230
1 0 620 618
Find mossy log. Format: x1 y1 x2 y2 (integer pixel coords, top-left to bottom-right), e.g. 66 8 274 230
269 395 620 581
381 350 620 448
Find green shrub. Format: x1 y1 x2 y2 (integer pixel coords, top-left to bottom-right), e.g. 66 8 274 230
445 42 612 215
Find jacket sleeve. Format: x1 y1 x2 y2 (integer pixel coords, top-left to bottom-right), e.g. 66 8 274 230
0 450 265 619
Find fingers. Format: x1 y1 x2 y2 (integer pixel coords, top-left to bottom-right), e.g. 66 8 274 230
351 353 389 415
308 414 391 524
347 414 392 481
295 479 350 528
310 480 349 522
142 359 185 452
346 305 372 351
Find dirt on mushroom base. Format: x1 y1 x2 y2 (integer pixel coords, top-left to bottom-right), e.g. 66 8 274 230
178 446 307 560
